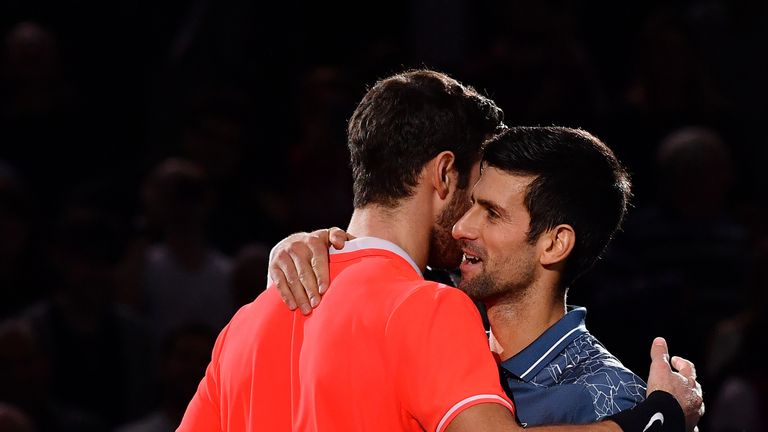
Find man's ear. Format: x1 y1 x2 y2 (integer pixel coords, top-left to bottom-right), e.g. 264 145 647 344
431 151 457 200
539 224 575 266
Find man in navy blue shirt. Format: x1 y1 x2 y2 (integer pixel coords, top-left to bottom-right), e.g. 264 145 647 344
496 306 645 425
448 126 643 426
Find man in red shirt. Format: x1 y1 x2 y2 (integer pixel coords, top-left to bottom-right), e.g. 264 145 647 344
179 70 701 432
180 235 514 431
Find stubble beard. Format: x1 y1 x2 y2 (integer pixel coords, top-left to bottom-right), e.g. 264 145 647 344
460 255 536 304
428 188 470 270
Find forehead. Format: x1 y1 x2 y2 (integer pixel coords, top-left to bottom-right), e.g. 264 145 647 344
472 167 535 205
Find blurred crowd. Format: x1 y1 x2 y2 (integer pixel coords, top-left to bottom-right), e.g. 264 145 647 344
1 0 767 431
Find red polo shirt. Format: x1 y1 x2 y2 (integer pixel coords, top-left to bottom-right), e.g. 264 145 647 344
178 237 514 431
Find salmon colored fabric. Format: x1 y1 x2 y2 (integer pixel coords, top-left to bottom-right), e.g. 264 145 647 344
178 239 514 432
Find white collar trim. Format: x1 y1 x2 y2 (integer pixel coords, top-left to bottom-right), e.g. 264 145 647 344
329 236 422 277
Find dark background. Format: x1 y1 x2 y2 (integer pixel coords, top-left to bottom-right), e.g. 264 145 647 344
1 1 766 431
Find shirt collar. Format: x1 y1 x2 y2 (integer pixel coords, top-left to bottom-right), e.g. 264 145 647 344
500 306 588 381
329 236 423 277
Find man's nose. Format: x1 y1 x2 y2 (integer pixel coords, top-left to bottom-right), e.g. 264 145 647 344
452 208 478 241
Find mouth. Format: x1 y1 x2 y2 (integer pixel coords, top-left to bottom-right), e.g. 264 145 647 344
460 247 484 276
462 252 482 265
458 241 485 275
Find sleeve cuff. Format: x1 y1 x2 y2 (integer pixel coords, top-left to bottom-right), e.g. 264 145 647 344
436 394 515 432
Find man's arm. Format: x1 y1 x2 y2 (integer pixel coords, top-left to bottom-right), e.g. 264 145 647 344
446 403 618 432
446 338 701 432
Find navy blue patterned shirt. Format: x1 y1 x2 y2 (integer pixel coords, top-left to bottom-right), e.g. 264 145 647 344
498 307 646 427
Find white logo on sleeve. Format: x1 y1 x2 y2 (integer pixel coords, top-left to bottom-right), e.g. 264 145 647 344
642 412 664 432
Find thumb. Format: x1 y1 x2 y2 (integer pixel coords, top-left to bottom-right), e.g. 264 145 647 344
649 337 672 375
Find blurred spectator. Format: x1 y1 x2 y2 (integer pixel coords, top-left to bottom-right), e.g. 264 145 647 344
20 203 152 430
1 22 66 117
576 126 749 374
138 158 234 342
176 90 247 189
170 87 291 251
116 324 215 432
603 6 731 204
0 162 50 320
705 243 768 432
625 8 724 121
0 22 90 204
0 403 34 432
0 320 50 431
283 66 354 232
654 125 734 209
464 2 607 129
231 243 271 309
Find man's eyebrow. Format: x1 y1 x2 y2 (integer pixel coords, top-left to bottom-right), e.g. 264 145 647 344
475 198 510 220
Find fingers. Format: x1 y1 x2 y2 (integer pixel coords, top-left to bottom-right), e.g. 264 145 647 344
276 248 312 314
671 355 700 407
285 234 323 310
647 337 673 395
268 228 344 313
269 229 339 314
649 337 672 372
688 379 705 425
645 337 705 431
268 234 306 311
671 356 697 381
269 262 297 311
328 227 349 250
307 229 335 295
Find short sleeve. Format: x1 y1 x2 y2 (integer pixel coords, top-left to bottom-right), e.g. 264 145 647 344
576 368 647 420
177 323 231 432
385 284 514 432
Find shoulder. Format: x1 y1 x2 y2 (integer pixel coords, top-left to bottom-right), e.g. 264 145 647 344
392 281 478 316
560 334 645 388
559 333 646 414
384 282 485 341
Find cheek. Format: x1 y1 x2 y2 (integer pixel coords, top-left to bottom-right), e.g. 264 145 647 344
504 244 538 276
487 235 532 268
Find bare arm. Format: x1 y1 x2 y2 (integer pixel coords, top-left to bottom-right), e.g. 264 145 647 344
267 227 349 314
444 403 619 432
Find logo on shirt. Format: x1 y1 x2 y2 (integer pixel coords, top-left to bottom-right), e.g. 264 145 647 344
642 412 664 432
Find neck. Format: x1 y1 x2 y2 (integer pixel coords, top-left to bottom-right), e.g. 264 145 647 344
346 201 432 271
486 279 565 361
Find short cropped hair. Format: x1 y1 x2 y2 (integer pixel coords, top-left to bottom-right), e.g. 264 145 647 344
348 70 504 208
482 127 632 288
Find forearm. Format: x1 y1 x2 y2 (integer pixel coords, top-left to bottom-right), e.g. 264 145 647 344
527 391 685 432
445 403 620 432
526 421 620 432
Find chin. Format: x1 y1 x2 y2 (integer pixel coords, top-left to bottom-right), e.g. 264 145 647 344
458 283 482 301
458 273 497 302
